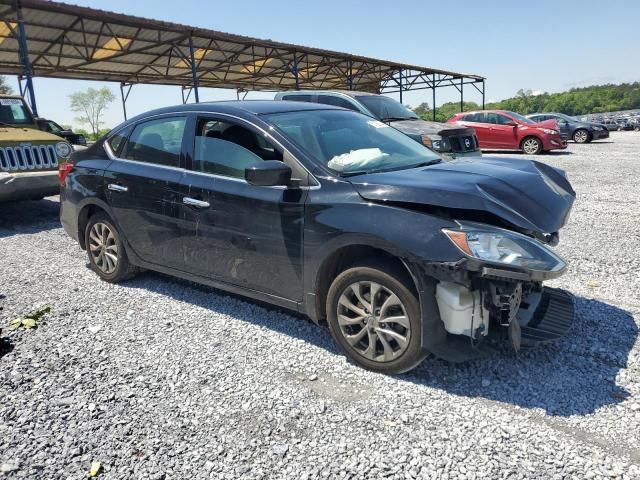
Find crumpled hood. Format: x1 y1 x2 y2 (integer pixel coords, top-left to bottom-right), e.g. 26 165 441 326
348 156 576 235
389 119 475 138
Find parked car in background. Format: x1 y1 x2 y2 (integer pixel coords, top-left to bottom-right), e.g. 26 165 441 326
36 117 87 146
0 95 73 202
274 90 481 159
448 110 567 155
601 119 622 131
60 101 575 374
615 118 635 131
526 112 609 143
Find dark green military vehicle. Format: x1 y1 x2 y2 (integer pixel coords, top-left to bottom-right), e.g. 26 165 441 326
0 95 73 202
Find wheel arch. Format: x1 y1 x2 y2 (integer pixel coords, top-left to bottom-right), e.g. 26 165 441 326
311 243 419 323
520 134 543 153
76 198 114 250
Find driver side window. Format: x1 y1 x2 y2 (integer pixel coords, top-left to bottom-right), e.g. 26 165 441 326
193 119 283 179
486 113 513 125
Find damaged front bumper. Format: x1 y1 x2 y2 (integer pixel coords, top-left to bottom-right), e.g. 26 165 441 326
411 255 574 362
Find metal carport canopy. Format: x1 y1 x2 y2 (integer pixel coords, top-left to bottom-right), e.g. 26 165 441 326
0 0 485 118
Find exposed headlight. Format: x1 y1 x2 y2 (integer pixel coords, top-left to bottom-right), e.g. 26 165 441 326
443 227 566 272
55 141 73 158
538 128 559 135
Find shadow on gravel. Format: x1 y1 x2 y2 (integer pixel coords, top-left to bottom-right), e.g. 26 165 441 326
407 295 637 417
483 150 574 157
0 337 13 358
0 197 61 238
122 273 635 417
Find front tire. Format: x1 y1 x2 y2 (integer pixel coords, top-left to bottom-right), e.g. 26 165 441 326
326 261 427 374
85 212 137 283
521 136 543 155
573 129 590 143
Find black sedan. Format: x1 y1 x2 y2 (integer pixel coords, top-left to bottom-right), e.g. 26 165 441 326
36 117 87 146
60 101 575 374
527 112 609 143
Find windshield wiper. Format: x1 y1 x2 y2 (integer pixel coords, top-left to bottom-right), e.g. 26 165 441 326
0 122 18 128
379 116 417 122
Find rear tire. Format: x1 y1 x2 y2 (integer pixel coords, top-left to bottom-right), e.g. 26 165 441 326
326 260 427 374
573 129 590 143
85 212 137 283
521 136 543 155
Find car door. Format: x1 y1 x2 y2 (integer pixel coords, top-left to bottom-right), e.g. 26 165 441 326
177 114 307 301
105 115 187 270
458 112 491 148
485 112 519 149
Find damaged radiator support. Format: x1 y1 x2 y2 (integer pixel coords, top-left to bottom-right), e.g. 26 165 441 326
487 282 523 350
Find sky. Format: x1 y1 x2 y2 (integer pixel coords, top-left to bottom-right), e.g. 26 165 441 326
7 0 640 129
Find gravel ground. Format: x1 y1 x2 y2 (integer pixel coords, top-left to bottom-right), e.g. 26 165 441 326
1 132 639 480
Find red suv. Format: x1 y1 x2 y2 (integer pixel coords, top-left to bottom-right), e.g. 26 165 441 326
448 110 567 155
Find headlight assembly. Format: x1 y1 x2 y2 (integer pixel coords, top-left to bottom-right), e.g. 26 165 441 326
443 227 566 272
538 128 559 135
55 141 73 159
421 135 450 152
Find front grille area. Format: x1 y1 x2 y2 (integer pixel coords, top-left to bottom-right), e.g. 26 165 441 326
449 134 479 153
0 145 59 172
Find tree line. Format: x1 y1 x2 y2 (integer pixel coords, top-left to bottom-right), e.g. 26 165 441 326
412 82 640 122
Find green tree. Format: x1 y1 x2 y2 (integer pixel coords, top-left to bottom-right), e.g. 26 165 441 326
0 76 13 95
69 87 115 138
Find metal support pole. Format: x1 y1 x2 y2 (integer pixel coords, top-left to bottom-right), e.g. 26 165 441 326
16 76 24 97
16 4 38 116
293 54 299 90
399 69 403 104
120 82 133 121
460 78 464 113
181 86 192 104
432 74 436 121
188 34 200 103
482 80 485 110
348 60 353 90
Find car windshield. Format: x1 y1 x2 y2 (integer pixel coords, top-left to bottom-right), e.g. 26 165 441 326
0 99 33 125
354 95 419 122
506 111 536 124
47 121 64 133
264 109 441 176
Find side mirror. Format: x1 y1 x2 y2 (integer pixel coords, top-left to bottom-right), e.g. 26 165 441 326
245 160 292 187
507 120 518 127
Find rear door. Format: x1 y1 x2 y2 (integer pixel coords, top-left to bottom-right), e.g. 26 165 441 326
485 112 519 149
458 112 491 147
177 115 307 301
105 115 187 270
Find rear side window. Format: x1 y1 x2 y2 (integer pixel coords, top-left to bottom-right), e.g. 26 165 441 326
125 117 186 167
462 112 484 122
317 95 359 111
282 94 312 102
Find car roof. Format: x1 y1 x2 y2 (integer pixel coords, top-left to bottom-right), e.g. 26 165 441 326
277 89 377 98
458 110 510 115
127 100 344 123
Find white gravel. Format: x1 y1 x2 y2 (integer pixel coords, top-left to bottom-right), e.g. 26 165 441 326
1 132 639 479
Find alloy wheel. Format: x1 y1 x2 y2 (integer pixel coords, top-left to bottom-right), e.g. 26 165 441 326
522 138 540 154
88 222 119 274
574 130 588 143
336 281 411 362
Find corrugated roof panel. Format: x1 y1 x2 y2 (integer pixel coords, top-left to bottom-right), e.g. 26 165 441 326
0 0 484 93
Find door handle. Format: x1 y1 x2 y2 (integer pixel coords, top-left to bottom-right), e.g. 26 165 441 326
183 197 210 208
108 183 128 193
